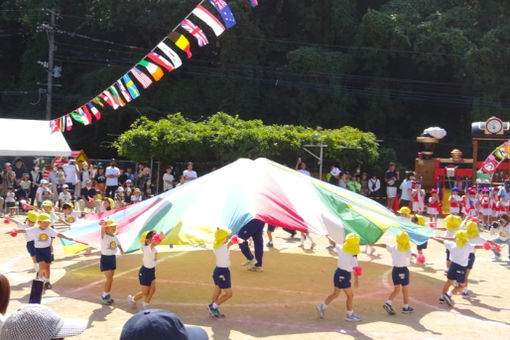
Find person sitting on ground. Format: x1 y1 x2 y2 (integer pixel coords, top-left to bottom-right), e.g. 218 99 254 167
0 304 87 340
120 309 208 340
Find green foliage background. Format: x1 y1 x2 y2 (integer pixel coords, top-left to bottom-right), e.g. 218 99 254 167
1 0 509 168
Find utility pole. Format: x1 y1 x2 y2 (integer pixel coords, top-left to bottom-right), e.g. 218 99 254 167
44 9 57 120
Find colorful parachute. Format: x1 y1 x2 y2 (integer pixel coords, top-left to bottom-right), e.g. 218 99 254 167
61 158 433 254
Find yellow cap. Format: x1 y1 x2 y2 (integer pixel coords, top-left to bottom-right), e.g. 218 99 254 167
445 215 462 231
41 200 53 208
139 230 155 245
415 214 426 227
396 230 411 252
37 213 51 223
455 230 468 248
398 207 411 216
466 221 479 239
62 202 74 210
342 233 360 255
27 211 38 223
213 229 231 250
105 219 118 228
107 198 115 209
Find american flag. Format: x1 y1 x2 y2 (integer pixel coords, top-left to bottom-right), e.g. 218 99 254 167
130 67 153 89
180 19 209 47
209 0 236 29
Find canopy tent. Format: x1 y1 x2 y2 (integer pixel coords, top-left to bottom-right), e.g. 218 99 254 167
61 158 434 254
0 118 71 156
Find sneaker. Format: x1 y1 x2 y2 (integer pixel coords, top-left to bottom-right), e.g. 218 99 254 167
266 242 273 248
316 304 326 318
442 294 454 307
492 256 501 262
461 289 469 297
383 302 395 315
345 313 362 322
44 282 52 290
439 296 445 304
141 304 149 311
248 266 263 272
325 245 334 251
208 304 220 318
216 308 225 318
242 259 256 267
101 295 113 305
402 306 414 314
128 295 136 307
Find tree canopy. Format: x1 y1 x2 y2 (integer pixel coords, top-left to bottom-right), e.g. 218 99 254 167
1 0 509 165
115 112 379 168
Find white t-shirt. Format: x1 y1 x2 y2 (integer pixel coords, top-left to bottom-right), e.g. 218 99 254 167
101 234 120 256
297 169 311 176
182 170 197 182
386 244 412 267
63 164 78 184
63 211 82 224
105 166 120 186
17 222 34 242
162 173 175 191
58 191 72 203
444 241 475 267
214 243 230 268
497 223 510 241
26 227 58 248
335 246 358 271
35 187 45 203
468 237 485 254
142 244 158 268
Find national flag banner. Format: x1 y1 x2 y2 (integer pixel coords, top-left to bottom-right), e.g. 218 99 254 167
65 114 73 131
168 32 192 59
100 89 120 109
147 52 174 72
249 0 258 7
59 116 65 132
156 42 183 69
180 19 209 47
109 85 126 107
116 80 132 103
138 60 164 81
122 74 140 99
87 102 102 120
208 0 236 29
130 67 153 89
92 96 105 108
192 4 226 37
70 109 91 125
81 104 93 122
50 119 59 133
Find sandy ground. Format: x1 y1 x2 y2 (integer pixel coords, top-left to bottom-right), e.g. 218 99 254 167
2 218 510 340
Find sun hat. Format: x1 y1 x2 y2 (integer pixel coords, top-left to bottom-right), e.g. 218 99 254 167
396 231 411 252
62 202 74 210
466 221 479 239
342 233 360 255
120 309 208 340
0 304 87 340
41 200 53 208
38 213 51 223
398 206 411 216
455 230 468 248
27 210 38 223
213 229 231 250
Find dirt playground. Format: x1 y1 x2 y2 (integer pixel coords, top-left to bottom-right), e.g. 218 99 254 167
2 219 510 339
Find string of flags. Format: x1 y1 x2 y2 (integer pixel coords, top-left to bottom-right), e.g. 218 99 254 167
50 0 258 133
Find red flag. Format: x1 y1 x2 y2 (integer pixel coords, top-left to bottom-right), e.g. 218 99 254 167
81 105 93 122
65 114 73 131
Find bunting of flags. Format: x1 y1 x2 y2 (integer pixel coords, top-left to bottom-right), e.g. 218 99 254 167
50 0 258 133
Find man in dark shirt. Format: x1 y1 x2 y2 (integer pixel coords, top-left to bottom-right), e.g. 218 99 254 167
80 179 98 211
384 162 400 210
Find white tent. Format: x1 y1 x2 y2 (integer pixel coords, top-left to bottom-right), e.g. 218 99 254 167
0 118 72 156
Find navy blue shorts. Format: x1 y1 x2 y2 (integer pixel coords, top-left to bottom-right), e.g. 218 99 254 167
267 225 276 232
466 253 475 270
26 241 35 257
447 262 467 283
139 266 156 286
100 255 116 272
333 268 351 289
445 249 450 262
213 267 231 289
392 266 410 286
417 241 428 251
35 247 52 263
